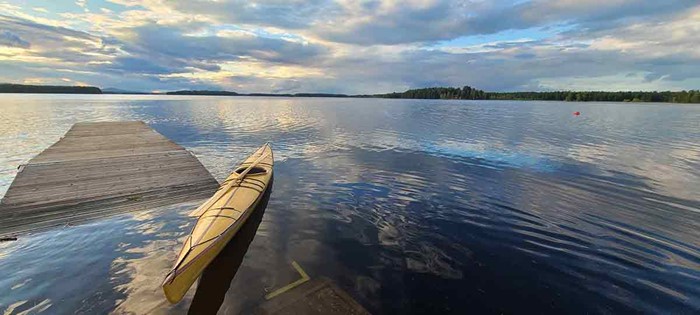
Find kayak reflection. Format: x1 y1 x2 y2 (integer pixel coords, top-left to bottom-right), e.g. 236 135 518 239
188 176 273 314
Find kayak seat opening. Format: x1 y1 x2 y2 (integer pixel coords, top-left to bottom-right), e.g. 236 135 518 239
235 166 267 175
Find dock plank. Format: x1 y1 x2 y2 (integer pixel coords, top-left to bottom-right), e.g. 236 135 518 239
0 121 219 237
254 278 370 315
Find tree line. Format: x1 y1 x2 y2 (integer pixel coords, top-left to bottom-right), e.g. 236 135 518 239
167 90 239 96
167 90 349 97
0 84 102 94
373 86 700 103
1 83 698 103
373 86 486 100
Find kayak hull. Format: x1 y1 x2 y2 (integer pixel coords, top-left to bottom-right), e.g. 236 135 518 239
163 143 273 303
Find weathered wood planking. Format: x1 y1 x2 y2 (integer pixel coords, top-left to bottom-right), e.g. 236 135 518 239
0 121 219 237
253 278 370 315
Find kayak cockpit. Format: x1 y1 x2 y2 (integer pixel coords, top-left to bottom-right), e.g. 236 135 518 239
235 166 267 175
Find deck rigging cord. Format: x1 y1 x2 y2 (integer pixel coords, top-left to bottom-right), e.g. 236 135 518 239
165 144 271 282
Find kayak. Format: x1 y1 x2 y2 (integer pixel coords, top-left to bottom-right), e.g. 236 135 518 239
162 143 274 303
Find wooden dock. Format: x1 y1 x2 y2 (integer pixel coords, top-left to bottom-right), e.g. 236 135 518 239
254 278 370 315
0 121 219 237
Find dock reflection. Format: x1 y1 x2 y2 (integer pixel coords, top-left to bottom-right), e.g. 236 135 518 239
188 177 273 314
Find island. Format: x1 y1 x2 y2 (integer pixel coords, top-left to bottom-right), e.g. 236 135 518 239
0 84 102 94
372 86 700 104
1 83 698 103
166 90 239 96
167 90 348 98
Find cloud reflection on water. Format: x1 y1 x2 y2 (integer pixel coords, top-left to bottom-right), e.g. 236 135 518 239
0 95 698 314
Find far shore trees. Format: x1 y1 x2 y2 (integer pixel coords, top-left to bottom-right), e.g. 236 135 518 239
374 86 700 103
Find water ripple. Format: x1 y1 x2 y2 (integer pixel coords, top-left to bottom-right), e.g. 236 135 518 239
0 95 699 314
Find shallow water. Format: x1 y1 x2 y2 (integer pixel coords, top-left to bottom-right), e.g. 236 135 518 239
0 94 698 314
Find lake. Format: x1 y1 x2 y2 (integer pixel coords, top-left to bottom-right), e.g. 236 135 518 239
0 94 698 314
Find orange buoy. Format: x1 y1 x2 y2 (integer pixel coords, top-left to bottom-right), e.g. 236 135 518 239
573 111 580 116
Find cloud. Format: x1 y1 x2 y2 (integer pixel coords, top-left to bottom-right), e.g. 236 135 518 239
105 56 174 74
0 11 330 90
106 0 142 7
0 1 698 93
165 0 335 29
0 14 118 68
301 5 700 94
126 23 327 65
314 0 700 45
0 14 93 41
0 30 30 48
83 21 330 85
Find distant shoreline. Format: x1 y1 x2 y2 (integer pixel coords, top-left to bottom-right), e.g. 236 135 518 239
0 84 101 94
2 84 698 103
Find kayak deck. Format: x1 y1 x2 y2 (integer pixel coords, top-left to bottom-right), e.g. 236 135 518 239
163 143 273 303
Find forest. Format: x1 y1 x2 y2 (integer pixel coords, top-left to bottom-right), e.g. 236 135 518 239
166 90 239 96
0 84 102 94
2 83 698 103
374 86 700 103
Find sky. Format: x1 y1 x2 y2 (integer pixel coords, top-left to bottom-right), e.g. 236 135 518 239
0 0 698 94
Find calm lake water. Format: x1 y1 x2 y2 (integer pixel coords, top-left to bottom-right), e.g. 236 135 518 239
0 94 699 314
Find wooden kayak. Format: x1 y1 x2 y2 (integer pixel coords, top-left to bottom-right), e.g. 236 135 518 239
162 143 273 303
